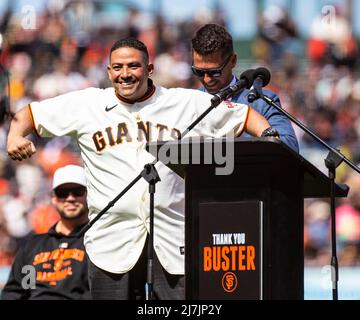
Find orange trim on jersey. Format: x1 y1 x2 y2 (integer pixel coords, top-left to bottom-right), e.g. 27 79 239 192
28 104 40 137
115 79 156 104
236 105 250 137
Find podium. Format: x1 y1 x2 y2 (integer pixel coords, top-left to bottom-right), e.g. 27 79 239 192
147 137 348 300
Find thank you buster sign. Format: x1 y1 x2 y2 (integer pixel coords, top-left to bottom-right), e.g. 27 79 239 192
198 201 263 299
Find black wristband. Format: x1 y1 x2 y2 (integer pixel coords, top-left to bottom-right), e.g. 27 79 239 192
261 127 280 138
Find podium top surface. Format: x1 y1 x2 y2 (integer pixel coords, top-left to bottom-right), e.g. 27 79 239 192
146 137 349 198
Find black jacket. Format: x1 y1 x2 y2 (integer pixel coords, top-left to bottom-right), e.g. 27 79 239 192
1 223 90 300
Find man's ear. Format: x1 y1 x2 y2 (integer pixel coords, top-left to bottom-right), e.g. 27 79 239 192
106 65 112 80
230 53 237 68
148 64 154 75
50 193 57 206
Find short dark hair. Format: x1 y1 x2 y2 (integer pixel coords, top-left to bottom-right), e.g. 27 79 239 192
109 38 149 63
191 24 233 58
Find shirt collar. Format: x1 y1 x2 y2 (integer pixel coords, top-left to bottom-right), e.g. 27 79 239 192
203 75 237 94
227 75 237 88
115 79 156 104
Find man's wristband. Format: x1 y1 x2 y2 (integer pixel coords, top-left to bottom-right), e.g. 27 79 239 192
261 127 280 138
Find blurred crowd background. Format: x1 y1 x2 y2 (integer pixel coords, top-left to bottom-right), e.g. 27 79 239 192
0 0 360 294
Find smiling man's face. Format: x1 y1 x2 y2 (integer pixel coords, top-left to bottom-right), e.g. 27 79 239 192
107 46 153 102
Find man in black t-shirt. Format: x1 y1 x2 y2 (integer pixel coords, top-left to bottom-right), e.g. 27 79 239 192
1 165 90 300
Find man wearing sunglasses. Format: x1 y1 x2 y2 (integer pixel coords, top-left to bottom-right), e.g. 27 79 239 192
1 165 91 300
191 24 299 152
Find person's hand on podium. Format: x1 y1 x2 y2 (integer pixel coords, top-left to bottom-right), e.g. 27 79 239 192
261 127 280 139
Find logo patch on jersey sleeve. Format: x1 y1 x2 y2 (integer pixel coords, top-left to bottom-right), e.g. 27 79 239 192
223 100 235 109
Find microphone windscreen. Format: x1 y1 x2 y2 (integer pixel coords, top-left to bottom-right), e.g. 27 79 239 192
253 67 271 86
239 69 255 89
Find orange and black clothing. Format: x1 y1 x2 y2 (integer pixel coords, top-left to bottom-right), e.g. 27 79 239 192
1 224 90 300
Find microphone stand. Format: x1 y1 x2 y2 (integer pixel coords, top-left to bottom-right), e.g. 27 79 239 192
141 163 161 300
258 93 360 300
77 92 227 300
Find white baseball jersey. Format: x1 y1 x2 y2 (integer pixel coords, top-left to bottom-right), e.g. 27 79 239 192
29 85 249 274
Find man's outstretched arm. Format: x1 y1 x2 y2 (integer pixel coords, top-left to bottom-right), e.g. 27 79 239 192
245 107 272 137
7 105 36 161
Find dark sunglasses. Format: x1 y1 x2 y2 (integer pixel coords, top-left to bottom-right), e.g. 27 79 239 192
54 186 86 198
191 55 232 78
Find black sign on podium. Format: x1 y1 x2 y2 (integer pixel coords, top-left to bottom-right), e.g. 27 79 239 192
147 137 348 300
198 200 263 299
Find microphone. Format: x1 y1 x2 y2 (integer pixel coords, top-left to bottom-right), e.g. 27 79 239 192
247 67 271 103
211 69 255 107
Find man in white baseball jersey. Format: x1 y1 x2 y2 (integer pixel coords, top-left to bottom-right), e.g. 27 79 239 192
7 38 271 300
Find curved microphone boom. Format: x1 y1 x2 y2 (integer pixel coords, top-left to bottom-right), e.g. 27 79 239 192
247 67 271 103
211 69 255 107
